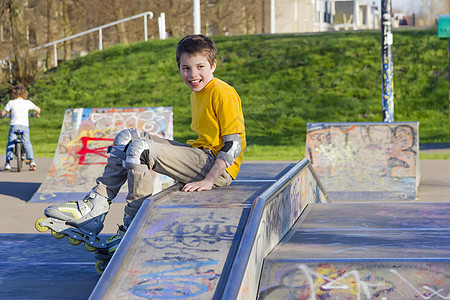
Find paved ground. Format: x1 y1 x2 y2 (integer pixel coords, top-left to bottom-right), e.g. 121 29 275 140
0 157 126 234
0 150 449 299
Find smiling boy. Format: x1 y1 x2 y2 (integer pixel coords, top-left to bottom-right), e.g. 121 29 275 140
38 34 246 268
177 34 246 191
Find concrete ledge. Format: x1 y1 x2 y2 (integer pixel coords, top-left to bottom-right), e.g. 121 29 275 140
260 202 450 299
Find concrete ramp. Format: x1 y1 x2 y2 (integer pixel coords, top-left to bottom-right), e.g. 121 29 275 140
89 159 329 299
305 122 420 201
29 107 174 203
259 202 450 299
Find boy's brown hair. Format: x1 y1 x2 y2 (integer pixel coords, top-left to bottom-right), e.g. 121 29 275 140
11 85 28 99
176 34 217 68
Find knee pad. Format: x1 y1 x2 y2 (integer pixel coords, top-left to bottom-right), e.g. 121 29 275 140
125 139 157 170
114 128 140 146
109 128 141 160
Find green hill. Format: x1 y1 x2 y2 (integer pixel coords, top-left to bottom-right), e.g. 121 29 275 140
1 28 449 160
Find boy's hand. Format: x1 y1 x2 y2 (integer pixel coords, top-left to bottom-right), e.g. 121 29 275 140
182 179 214 192
181 158 227 192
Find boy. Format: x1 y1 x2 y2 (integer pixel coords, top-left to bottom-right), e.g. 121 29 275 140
1 85 41 171
38 35 246 260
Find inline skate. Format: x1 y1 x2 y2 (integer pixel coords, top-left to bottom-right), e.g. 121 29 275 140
35 192 110 252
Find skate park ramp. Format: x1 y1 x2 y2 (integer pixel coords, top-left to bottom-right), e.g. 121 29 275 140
259 202 450 299
305 122 420 201
29 107 174 203
90 159 329 299
0 161 311 300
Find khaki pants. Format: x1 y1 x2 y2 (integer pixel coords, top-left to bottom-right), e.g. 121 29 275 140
93 135 232 217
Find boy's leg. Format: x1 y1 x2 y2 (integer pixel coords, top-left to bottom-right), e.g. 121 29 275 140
43 129 140 231
130 135 232 188
152 138 232 187
111 136 217 226
37 128 147 256
20 126 37 170
92 156 128 200
5 126 16 163
124 167 154 217
101 167 153 256
21 126 35 161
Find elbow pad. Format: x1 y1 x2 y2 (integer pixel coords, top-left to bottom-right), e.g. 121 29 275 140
217 134 241 168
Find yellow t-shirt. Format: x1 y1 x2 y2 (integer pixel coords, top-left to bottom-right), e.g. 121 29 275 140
187 78 246 179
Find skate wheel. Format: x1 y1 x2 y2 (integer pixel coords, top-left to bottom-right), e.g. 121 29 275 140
95 260 108 275
51 230 65 239
68 236 82 246
35 217 49 233
84 242 97 252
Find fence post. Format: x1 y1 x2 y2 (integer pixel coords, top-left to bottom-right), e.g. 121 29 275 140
144 15 148 41
99 28 103 50
270 0 276 33
53 44 58 67
193 0 201 34
158 13 166 39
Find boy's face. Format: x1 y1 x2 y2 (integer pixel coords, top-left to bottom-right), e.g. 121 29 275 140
179 53 216 93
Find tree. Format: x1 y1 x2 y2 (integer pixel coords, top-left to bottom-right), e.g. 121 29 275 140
3 0 38 85
112 0 128 44
0 0 269 84
417 0 449 26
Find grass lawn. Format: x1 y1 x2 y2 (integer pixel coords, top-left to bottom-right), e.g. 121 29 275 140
1 27 449 161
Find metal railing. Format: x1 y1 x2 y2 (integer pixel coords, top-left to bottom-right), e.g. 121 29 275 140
2 11 152 71
30 11 154 68
2 11 154 83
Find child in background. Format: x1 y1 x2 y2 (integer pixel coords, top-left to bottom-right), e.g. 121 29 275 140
1 85 41 171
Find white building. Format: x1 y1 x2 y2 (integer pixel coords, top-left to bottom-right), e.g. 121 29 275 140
273 0 380 34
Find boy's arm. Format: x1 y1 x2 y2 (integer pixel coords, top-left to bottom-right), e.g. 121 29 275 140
32 105 41 117
0 109 7 118
181 158 227 192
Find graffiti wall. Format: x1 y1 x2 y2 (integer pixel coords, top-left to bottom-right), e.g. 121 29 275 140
259 202 450 299
305 122 420 201
30 107 173 203
259 262 450 299
104 206 247 299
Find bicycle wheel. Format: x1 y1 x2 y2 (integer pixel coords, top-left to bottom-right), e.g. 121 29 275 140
15 142 22 172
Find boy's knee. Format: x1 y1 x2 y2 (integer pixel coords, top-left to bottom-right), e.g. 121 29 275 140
125 139 157 170
109 128 141 160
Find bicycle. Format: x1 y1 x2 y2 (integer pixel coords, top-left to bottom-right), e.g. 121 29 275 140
13 130 27 172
